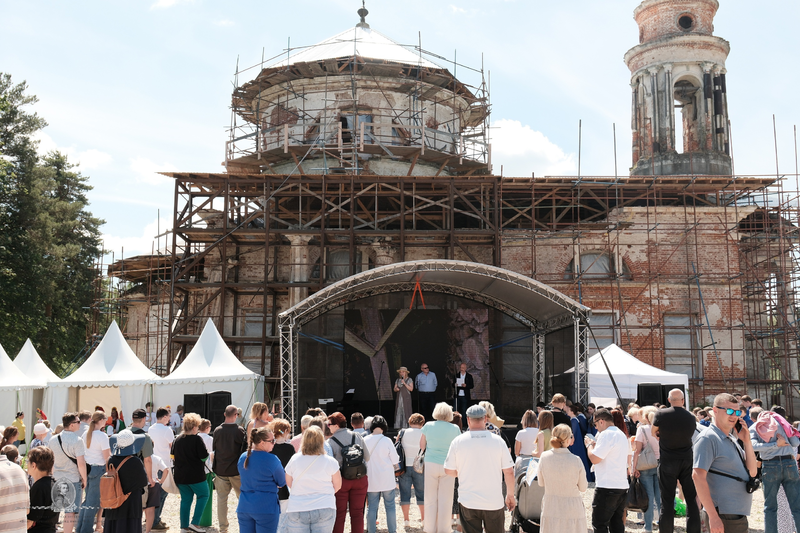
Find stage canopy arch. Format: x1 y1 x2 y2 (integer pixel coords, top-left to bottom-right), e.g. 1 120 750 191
278 260 592 426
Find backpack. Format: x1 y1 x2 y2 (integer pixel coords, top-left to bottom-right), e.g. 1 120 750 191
330 434 367 480
100 457 132 509
395 429 406 477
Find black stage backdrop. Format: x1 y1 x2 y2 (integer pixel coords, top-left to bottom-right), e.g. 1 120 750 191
343 309 489 424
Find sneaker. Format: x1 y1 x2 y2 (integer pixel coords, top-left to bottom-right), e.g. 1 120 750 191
152 522 169 531
404 521 411 528
188 526 206 533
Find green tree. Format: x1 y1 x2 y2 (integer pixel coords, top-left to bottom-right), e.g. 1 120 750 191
0 73 104 372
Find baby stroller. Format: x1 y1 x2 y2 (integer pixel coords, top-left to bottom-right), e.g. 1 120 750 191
510 456 544 533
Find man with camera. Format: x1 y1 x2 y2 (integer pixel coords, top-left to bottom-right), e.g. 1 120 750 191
692 393 758 533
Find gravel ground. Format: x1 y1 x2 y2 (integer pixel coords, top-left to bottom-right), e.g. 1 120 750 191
154 482 768 533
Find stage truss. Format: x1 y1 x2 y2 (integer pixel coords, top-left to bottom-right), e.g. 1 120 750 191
278 259 591 428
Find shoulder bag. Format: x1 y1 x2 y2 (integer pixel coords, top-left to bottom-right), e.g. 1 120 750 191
58 435 92 476
395 429 406 477
413 447 425 474
637 429 658 471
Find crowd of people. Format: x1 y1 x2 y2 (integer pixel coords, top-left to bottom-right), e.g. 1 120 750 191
0 383 797 533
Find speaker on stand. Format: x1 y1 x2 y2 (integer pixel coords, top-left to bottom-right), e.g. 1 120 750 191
183 394 207 419
637 383 664 407
206 391 232 430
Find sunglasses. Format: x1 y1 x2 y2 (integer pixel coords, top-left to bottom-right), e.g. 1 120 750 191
715 406 743 417
422 367 429 370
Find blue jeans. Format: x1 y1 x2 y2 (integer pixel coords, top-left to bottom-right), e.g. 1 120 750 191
638 468 661 531
367 490 396 533
153 469 169 524
762 455 800 533
284 508 336 533
238 511 280 533
77 464 105 533
398 470 424 505
178 481 211 529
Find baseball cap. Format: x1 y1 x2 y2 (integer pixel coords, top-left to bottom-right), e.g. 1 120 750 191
132 408 147 420
466 404 487 419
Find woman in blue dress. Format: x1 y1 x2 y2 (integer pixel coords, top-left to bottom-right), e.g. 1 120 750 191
566 403 594 483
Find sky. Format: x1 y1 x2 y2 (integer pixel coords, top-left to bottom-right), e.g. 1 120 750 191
2 0 799 259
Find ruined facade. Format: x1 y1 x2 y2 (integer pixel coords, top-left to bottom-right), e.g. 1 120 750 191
104 1 800 418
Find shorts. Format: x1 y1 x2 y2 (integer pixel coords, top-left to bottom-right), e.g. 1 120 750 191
143 484 162 509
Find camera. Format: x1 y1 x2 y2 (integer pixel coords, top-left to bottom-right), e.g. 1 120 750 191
745 476 761 494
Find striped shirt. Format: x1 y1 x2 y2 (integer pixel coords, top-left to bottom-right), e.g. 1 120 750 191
0 455 29 532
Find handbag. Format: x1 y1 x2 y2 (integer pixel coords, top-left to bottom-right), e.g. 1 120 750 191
413 448 425 474
626 475 649 512
637 430 658 471
395 429 406 477
161 468 180 494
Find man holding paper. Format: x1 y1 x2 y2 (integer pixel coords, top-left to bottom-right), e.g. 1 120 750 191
453 362 474 424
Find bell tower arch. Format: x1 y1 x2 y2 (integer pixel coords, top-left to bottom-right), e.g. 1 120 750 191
624 0 732 176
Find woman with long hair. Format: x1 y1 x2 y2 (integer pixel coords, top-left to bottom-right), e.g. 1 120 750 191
237 427 285 533
246 402 273 442
11 411 25 448
633 406 661 532
515 410 539 460
0 426 18 450
420 402 461 533
76 411 110 533
284 426 341 533
537 424 588 533
270 418 296 533
534 411 554 458
173 413 210 533
364 416 399 533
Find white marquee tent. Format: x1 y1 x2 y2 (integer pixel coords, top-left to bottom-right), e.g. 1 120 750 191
12 339 62 425
587 344 690 405
155 319 264 416
49 321 161 419
0 342 46 427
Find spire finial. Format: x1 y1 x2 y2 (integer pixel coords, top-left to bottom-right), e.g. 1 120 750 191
357 1 369 28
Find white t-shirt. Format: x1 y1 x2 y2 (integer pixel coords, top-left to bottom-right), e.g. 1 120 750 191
148 423 175 467
591 426 630 489
515 428 539 456
400 428 423 467
199 432 213 470
635 425 660 460
444 430 513 511
144 412 157 432
285 454 341 512
364 434 399 493
151 454 168 480
169 413 182 432
82 430 110 466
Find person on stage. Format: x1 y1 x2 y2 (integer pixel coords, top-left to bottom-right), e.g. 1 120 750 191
452 363 474 424
394 367 414 429
415 363 438 422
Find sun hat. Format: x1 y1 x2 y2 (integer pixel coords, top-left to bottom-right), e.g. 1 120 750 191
397 366 409 373
109 429 146 456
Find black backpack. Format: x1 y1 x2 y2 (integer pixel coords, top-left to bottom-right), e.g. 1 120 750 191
331 434 367 480
395 429 406 477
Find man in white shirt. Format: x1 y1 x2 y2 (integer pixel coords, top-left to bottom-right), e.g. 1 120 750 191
444 404 515 533
144 402 156 431
585 408 630 533
168 405 183 433
50 412 88 533
148 407 175 530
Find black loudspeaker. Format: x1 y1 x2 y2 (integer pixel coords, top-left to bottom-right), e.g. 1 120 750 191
206 391 232 431
662 384 686 404
637 383 664 407
184 394 207 419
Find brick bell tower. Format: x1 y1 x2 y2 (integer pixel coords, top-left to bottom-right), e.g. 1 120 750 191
624 0 732 176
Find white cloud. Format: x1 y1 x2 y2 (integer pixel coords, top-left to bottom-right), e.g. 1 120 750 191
130 156 177 185
490 119 575 177
32 131 113 170
215 19 234 27
102 214 174 258
150 0 195 10
449 5 466 14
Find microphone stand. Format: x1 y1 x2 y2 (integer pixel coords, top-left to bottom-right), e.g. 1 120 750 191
486 359 501 388
376 360 385 417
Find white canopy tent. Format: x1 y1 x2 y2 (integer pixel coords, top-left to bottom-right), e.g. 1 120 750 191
0 342 46 428
50 321 161 420
156 319 264 417
12 339 62 425
586 344 690 405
